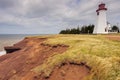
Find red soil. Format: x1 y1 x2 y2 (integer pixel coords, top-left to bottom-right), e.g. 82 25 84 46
106 35 120 41
45 63 89 80
0 37 90 80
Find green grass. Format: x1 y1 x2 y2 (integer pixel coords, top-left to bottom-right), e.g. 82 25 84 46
32 34 120 80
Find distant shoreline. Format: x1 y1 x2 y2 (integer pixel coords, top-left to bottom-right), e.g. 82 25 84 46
0 34 47 51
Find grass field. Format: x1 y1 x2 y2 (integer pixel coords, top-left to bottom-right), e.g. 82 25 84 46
32 34 120 80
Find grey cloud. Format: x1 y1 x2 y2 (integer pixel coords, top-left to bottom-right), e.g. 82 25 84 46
0 0 120 34
0 0 20 9
0 0 14 8
23 0 70 18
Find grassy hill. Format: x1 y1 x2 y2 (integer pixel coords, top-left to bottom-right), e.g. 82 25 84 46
32 34 120 80
0 34 119 80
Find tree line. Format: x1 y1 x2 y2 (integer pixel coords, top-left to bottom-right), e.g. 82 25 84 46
110 25 119 32
59 24 94 34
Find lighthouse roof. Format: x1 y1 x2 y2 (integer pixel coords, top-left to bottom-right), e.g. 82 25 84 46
96 3 107 12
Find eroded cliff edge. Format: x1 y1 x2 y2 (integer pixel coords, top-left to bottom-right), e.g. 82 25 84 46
0 37 69 80
0 35 119 80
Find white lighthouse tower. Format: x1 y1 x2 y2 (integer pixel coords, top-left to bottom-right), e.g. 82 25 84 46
93 3 108 34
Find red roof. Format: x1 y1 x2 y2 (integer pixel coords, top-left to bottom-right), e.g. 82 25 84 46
96 3 107 12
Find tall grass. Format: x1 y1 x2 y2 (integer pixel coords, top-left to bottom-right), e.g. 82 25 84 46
32 34 120 80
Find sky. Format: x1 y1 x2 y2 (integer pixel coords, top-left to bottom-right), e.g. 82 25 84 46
0 0 120 34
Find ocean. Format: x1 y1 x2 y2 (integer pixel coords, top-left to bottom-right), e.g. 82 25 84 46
0 34 43 56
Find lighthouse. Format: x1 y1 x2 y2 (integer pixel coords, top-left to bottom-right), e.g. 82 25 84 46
93 3 108 34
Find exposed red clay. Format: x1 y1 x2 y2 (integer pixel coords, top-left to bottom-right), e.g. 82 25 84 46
38 63 90 80
106 35 120 41
0 37 90 80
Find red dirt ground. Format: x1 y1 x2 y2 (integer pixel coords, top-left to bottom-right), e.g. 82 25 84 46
0 37 90 80
106 35 120 41
42 63 90 80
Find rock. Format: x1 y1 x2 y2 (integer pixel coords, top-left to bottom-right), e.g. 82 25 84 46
60 70 66 76
12 70 17 74
4 46 21 53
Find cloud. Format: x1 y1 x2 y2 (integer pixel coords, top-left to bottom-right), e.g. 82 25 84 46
0 0 120 34
0 0 19 8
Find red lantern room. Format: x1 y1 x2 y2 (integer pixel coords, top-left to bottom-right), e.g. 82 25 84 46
96 3 107 15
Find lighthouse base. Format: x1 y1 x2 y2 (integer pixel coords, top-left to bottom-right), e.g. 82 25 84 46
93 32 108 34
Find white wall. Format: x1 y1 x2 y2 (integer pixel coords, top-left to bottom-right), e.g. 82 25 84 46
93 10 108 34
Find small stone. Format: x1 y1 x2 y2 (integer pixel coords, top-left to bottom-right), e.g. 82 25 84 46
60 70 66 76
12 70 17 74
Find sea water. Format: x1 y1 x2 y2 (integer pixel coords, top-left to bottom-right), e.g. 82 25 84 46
0 34 42 56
